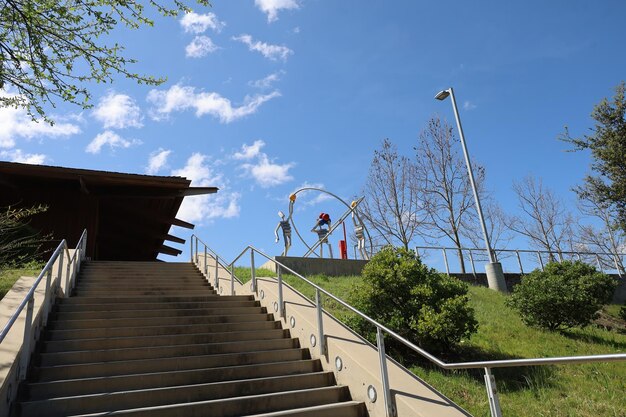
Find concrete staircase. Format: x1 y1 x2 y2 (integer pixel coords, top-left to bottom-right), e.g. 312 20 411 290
15 261 366 417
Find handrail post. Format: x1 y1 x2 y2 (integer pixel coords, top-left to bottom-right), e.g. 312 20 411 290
484 368 503 417
20 296 34 379
42 269 52 326
230 264 235 295
468 249 476 278
214 255 219 289
316 289 326 357
65 260 71 298
537 252 544 271
277 265 284 319
57 249 64 294
190 237 194 263
442 248 450 276
250 250 257 294
376 326 394 417
204 246 208 277
195 238 199 264
516 250 524 275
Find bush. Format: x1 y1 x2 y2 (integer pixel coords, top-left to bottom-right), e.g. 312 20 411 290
506 261 617 331
347 246 478 354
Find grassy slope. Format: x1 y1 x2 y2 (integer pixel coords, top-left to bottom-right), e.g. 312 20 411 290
0 264 43 300
240 268 626 417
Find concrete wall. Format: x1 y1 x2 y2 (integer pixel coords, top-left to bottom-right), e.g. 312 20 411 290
260 256 368 277
0 251 76 417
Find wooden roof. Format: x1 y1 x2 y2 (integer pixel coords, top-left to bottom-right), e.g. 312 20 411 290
0 161 217 261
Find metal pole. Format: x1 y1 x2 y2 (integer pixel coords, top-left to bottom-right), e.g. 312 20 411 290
316 289 326 357
516 250 524 275
195 238 199 264
537 252 544 271
442 248 450 276
190 237 194 263
204 246 208 277
230 264 235 295
65 261 71 297
250 250 257 294
214 255 219 289
469 250 476 277
20 297 34 379
277 265 284 319
447 88 496 264
376 327 394 417
57 250 64 294
42 269 52 326
484 368 503 417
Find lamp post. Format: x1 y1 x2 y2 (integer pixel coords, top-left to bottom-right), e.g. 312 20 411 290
435 87 507 292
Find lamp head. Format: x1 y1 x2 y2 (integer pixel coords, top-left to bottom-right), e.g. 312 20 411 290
435 89 450 101
435 89 451 101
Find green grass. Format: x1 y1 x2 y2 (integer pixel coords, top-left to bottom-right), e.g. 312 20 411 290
0 262 44 301
606 303 625 320
234 268 626 417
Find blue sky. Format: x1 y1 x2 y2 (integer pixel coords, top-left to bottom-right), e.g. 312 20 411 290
2 0 625 266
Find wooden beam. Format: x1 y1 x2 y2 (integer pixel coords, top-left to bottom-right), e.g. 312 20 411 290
159 244 182 256
172 217 194 229
164 234 185 244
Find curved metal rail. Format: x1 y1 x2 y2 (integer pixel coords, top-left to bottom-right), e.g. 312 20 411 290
191 235 626 417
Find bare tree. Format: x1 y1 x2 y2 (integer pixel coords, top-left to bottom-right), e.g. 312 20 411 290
462 200 514 262
508 176 575 261
576 189 625 273
414 116 490 273
360 139 424 250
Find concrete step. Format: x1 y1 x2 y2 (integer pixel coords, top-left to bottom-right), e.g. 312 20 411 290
57 295 252 305
20 372 336 417
51 306 265 320
47 312 274 331
54 300 255 313
249 401 366 417
67 386 352 417
42 328 290 353
33 348 309 381
45 320 280 341
26 359 322 399
37 337 300 366
71 290 218 296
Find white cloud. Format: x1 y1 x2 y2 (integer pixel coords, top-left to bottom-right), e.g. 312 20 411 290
146 148 172 174
0 91 81 148
185 36 219 58
171 153 240 223
249 71 284 89
232 34 293 61
180 11 225 33
232 140 265 160
241 154 294 188
0 149 47 165
147 84 280 123
463 100 477 111
92 92 143 129
255 0 300 22
85 130 142 154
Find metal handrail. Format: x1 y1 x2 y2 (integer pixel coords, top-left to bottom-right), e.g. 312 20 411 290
191 235 626 417
0 229 87 382
415 245 625 278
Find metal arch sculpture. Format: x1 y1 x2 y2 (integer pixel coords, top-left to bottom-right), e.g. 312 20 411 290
286 187 374 259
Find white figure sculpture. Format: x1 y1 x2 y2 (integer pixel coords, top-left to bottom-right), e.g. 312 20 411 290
274 210 292 256
311 212 333 258
351 200 368 260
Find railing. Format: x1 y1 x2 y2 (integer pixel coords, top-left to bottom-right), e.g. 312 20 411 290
0 229 88 382
415 245 626 278
191 235 626 417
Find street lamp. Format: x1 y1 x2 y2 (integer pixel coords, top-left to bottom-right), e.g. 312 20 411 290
434 87 508 292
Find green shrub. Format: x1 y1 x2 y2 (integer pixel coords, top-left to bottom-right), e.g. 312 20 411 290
507 261 617 331
347 246 478 354
620 303 626 322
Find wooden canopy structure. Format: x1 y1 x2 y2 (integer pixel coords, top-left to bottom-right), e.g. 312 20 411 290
0 161 217 261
